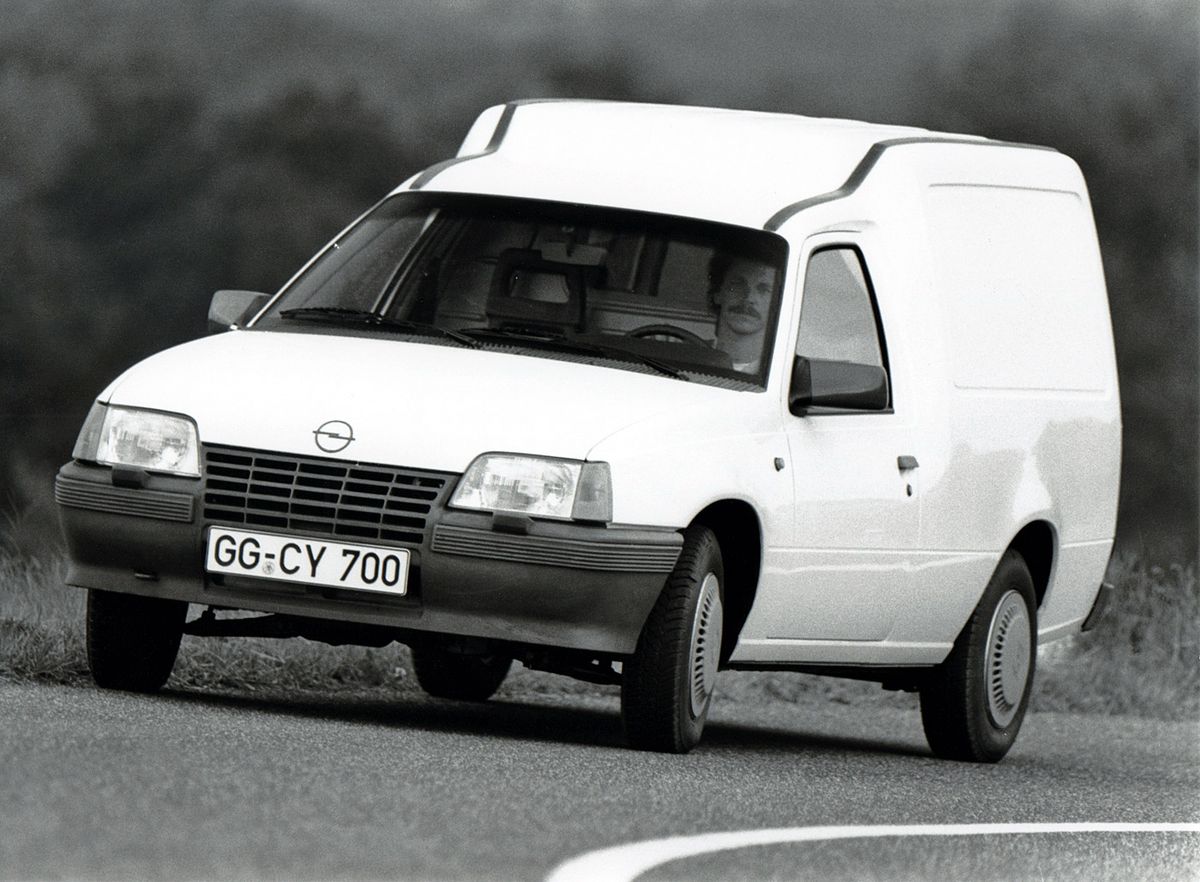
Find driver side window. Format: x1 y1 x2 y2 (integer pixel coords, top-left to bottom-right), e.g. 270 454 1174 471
796 247 887 371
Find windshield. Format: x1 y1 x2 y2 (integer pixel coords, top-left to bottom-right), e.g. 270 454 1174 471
255 193 788 387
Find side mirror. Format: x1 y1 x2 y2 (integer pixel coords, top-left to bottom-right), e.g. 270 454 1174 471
208 290 269 334
789 356 890 414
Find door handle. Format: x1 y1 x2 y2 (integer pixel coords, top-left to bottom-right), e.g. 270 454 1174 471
897 455 919 471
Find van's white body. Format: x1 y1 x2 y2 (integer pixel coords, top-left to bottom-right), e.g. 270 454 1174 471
434 103 1119 660
59 101 1120 753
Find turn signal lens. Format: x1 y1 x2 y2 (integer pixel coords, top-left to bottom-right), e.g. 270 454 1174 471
71 401 107 462
572 462 613 522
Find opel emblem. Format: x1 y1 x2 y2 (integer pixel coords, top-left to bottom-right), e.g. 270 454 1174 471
313 420 355 453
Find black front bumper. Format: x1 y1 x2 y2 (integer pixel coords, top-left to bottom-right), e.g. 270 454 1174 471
55 459 682 655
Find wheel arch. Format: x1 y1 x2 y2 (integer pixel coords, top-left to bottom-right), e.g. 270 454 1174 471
691 499 762 664
1007 519 1056 610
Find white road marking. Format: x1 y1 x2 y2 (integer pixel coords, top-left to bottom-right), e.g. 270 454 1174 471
545 822 1200 882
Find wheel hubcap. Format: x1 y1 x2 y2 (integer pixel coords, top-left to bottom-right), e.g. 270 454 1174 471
986 589 1032 728
689 573 723 718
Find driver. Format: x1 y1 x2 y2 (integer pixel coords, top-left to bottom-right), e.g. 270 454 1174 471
709 252 776 373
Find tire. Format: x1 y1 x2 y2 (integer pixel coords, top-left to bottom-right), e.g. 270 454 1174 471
621 524 724 753
86 589 187 693
920 550 1037 762
411 644 512 702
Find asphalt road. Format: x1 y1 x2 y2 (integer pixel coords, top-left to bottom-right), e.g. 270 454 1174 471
1 679 1196 881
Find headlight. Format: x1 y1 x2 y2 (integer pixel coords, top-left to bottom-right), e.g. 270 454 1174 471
451 454 612 522
72 402 201 478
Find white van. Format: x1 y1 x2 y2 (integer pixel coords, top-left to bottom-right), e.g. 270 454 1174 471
56 101 1120 759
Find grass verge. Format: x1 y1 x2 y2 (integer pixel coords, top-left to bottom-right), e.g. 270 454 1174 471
1 550 1195 720
1033 556 1198 719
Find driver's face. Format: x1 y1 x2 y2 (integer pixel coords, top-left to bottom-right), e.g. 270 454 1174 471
715 259 775 336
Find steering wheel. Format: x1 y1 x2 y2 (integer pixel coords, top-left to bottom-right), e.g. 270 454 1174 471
626 324 708 346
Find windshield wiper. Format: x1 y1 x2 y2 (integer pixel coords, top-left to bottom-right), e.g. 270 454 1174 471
457 328 689 381
278 308 479 347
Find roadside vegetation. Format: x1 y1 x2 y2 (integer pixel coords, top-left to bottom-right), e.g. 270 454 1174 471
1 0 1195 563
2 545 1195 721
1033 557 1198 719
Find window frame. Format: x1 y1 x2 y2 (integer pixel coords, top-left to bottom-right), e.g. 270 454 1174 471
252 191 791 390
791 242 895 416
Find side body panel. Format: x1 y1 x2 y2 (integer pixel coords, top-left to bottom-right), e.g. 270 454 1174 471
910 146 1121 641
586 393 792 537
731 142 1120 667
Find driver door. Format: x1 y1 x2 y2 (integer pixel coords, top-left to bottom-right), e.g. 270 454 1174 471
773 237 920 642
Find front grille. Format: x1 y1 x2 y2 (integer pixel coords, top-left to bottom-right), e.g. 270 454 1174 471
202 446 453 546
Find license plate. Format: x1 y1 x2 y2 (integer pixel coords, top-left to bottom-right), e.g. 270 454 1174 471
205 528 410 596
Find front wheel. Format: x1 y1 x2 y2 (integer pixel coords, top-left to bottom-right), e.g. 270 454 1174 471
86 589 187 693
621 525 724 753
919 551 1037 762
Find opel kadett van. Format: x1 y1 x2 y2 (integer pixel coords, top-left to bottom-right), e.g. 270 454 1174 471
56 100 1121 759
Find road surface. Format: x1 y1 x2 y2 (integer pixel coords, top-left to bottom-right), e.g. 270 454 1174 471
1 680 1196 880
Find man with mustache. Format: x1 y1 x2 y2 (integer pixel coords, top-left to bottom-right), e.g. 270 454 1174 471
710 253 776 373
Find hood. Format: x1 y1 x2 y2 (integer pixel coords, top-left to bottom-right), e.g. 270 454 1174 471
102 330 730 472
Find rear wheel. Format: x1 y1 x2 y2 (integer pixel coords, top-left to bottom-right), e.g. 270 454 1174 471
411 643 512 702
86 589 187 693
621 525 724 753
920 551 1037 762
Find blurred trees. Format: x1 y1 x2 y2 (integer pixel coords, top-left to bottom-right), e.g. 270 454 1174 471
0 56 419 521
0 0 1195 560
914 1 1198 558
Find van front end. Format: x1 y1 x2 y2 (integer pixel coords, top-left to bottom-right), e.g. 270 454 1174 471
56 435 684 658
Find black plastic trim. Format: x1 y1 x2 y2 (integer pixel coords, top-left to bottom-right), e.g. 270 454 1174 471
56 459 676 656
764 136 1058 231
201 444 455 549
1081 580 1114 632
410 103 518 190
55 472 195 523
432 522 682 573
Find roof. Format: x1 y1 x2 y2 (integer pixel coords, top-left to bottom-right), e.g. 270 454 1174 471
402 100 991 230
